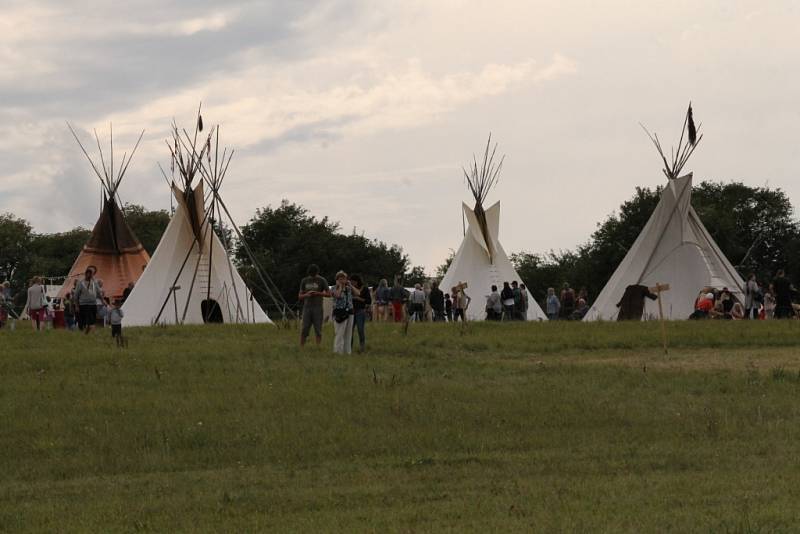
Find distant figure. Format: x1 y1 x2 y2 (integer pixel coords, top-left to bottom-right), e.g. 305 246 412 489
63 292 76 331
409 283 426 322
330 271 354 354
298 264 329 346
27 277 46 332
690 292 716 320
616 284 658 321
0 282 10 329
73 268 101 334
122 281 135 303
560 283 575 319
519 283 530 321
109 299 125 347
500 282 514 321
444 293 453 322
546 287 560 321
375 279 390 322
429 281 445 321
571 299 589 320
772 270 795 319
485 285 502 320
764 285 776 319
389 279 407 322
350 274 371 353
453 285 471 322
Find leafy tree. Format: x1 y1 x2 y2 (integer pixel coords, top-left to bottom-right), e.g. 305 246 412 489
235 200 409 313
404 265 429 286
122 204 170 255
27 229 91 280
0 213 32 285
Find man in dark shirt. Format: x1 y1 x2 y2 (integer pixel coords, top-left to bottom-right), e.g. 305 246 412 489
616 284 658 321
299 264 329 346
772 270 795 319
429 281 445 321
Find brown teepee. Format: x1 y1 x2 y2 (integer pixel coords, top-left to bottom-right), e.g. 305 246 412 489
58 124 150 301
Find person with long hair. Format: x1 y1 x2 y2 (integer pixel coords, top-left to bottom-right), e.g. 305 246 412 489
73 268 101 334
331 271 354 354
350 274 371 352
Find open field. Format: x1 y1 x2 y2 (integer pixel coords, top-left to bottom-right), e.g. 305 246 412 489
2 320 800 532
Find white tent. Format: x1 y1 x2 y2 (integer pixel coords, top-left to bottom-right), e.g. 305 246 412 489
584 105 744 321
122 182 272 326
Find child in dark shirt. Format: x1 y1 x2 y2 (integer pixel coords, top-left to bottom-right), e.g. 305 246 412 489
444 293 453 322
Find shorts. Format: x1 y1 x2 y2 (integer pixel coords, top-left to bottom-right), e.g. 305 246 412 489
111 324 122 337
302 306 323 338
29 308 46 323
79 304 97 327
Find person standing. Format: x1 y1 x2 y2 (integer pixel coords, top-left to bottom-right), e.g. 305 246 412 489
772 270 795 319
409 284 426 322
73 269 101 334
429 281 445 321
0 282 10 329
27 277 46 331
331 271 354 354
389 279 407 323
444 293 453 322
560 283 576 319
63 292 76 331
298 264 329 347
764 284 776 319
109 299 125 347
744 274 759 320
546 287 560 321
375 279 390 322
122 282 135 303
511 281 522 320
453 285 471 322
519 284 530 321
485 285 502 320
350 274 371 353
500 282 514 321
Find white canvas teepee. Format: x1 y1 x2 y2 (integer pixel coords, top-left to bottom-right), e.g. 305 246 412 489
121 182 272 326
584 104 744 321
583 173 744 321
440 136 547 321
121 109 276 327
441 200 547 321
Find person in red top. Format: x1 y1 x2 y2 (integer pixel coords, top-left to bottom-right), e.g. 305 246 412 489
689 292 716 319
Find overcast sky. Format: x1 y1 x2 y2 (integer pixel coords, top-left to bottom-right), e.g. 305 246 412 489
1 0 799 271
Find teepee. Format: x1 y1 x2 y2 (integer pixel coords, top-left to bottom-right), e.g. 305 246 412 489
440 136 547 321
58 125 150 301
122 109 285 326
584 105 744 321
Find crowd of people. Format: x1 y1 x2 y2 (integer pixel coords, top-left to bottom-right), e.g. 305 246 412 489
0 268 133 346
690 270 798 320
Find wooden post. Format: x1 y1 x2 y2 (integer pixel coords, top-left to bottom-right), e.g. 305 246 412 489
650 283 670 355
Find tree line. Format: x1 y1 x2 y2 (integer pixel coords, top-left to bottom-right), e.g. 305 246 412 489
1 181 798 314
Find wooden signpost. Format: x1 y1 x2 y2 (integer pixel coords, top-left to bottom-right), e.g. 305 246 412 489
650 283 671 354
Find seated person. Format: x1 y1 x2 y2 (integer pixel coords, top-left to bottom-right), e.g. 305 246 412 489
571 298 589 320
689 292 716 319
730 301 745 320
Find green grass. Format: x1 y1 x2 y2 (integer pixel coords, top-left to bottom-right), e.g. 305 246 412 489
1 320 800 532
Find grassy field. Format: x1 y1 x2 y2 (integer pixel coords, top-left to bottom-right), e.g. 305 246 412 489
1 319 800 532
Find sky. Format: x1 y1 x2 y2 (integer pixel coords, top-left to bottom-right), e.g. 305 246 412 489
1 0 799 272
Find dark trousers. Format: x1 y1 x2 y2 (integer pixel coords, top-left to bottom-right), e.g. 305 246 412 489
503 305 515 321
352 311 366 349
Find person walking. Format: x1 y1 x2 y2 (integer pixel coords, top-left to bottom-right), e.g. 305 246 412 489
409 283 426 322
546 287 560 320
331 271 354 354
485 285 502 320
429 281 445 321
73 269 101 334
350 274 371 352
744 274 759 320
27 277 47 331
298 264 329 347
